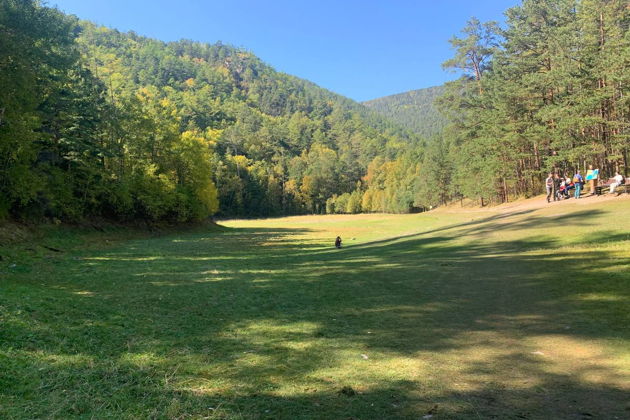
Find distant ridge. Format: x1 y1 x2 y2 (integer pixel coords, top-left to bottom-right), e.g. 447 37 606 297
363 85 447 139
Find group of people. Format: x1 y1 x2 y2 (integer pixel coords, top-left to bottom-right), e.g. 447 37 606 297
545 172 582 202
545 169 625 203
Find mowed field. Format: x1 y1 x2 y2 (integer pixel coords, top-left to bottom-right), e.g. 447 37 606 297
1 195 629 419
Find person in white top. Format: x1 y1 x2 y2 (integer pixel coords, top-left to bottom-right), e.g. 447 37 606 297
610 172 624 194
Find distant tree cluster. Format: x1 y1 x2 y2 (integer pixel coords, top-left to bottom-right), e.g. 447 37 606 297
363 86 448 140
0 0 419 222
434 0 628 205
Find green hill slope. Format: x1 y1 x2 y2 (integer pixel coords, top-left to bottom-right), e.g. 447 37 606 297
363 85 447 139
0 1 420 222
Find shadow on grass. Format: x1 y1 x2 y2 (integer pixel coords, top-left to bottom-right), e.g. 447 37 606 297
1 213 629 418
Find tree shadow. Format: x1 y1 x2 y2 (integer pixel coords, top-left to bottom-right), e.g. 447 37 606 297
1 212 629 418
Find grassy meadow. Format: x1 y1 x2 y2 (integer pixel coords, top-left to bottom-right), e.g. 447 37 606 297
1 196 629 419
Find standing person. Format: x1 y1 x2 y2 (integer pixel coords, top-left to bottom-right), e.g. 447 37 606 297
585 165 599 196
573 170 584 199
610 172 624 194
335 236 342 249
545 173 554 203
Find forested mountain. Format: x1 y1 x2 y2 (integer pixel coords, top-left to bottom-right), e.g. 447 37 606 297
363 86 448 139
0 0 423 223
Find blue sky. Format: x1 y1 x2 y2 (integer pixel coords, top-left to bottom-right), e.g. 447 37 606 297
50 0 519 102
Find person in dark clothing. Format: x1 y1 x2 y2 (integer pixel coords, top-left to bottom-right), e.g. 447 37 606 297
335 236 342 249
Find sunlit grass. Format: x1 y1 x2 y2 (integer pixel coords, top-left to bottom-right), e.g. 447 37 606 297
1 196 629 418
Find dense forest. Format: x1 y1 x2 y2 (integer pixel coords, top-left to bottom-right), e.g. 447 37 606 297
0 0 426 222
363 86 447 139
1 0 627 224
433 0 629 205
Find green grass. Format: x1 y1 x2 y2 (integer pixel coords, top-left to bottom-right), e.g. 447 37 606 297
1 197 629 419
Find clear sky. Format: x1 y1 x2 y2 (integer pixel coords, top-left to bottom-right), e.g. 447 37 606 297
49 0 519 102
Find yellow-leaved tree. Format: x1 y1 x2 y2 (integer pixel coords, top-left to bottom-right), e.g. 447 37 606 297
174 130 220 220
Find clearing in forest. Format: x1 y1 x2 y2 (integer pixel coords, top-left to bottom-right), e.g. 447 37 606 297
1 195 629 419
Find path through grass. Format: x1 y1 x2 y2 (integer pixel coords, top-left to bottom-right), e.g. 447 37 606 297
2 196 629 419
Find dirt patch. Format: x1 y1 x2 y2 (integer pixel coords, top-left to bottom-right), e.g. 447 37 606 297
437 193 630 216
0 222 33 246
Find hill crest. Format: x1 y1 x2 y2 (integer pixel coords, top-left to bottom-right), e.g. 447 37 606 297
363 85 447 139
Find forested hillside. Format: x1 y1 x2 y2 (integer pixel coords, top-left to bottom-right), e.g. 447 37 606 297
433 0 629 205
1 0 627 223
363 86 447 139
0 0 423 223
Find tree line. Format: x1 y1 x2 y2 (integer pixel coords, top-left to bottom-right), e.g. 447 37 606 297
288 0 629 213
0 0 424 223
1 0 626 224
428 0 628 207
